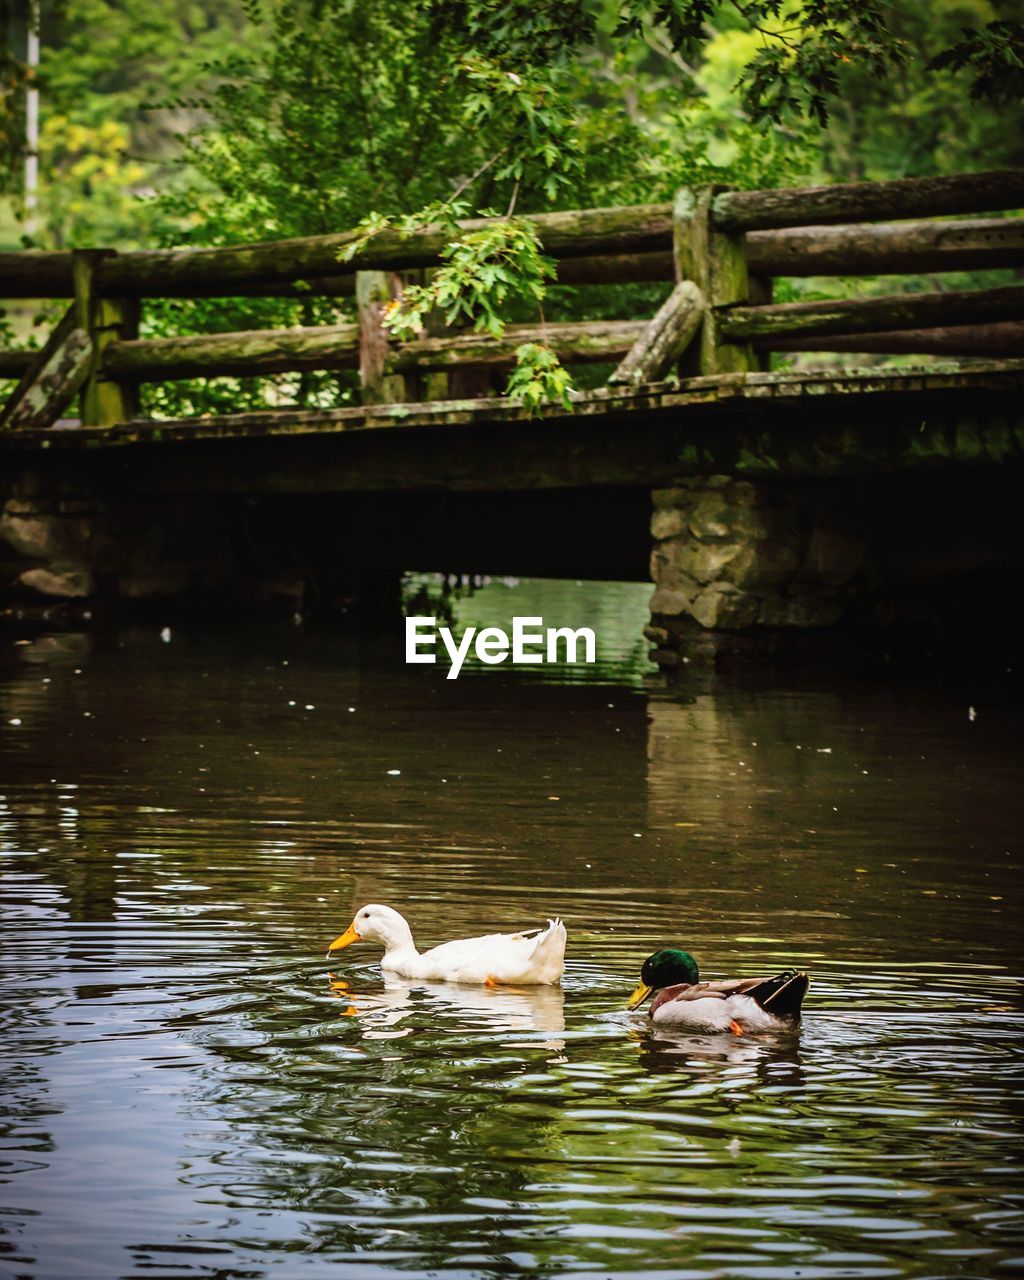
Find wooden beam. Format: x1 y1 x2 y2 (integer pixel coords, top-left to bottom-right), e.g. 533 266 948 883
4 211 1023 300
609 282 704 385
0 249 74 297
74 249 138 426
0 247 681 299
189 249 680 296
108 219 1024 294
415 268 453 401
0 209 672 298
0 350 35 378
747 216 1024 276
101 319 641 383
763 321 1024 357
92 204 676 297
226 249 680 297
388 319 644 373
720 284 1024 342
713 169 1024 232
3 366 1019 500
104 322 361 380
356 271 407 404
75 316 1024 389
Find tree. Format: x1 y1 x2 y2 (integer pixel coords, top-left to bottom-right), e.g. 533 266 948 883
142 0 819 411
0 0 249 245
3 0 1020 409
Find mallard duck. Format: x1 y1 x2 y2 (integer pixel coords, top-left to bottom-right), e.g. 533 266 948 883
327 903 566 985
627 948 808 1033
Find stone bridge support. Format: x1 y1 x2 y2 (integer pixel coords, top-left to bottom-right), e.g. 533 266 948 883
0 469 307 619
645 471 1023 669
646 477 866 666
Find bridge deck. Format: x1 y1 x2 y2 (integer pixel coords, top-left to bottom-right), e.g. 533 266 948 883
2 362 1021 492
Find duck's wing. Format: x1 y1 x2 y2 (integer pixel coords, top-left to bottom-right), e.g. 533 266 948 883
415 931 517 977
650 980 728 1014
649 981 739 1029
702 971 808 1011
700 977 766 997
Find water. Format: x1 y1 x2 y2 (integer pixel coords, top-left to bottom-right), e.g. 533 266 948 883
1 583 1022 1280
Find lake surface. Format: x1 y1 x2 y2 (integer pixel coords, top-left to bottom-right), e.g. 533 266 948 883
1 579 1022 1279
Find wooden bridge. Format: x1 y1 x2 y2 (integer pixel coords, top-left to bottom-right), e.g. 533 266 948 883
1 168 1022 662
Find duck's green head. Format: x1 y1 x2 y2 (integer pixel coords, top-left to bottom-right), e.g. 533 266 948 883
627 949 700 1010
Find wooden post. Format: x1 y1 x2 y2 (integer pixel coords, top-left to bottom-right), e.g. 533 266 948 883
356 270 406 404
73 248 138 426
382 268 450 402
673 185 758 376
420 269 450 402
747 274 774 370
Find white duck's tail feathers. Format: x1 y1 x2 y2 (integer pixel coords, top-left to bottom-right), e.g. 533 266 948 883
528 916 567 971
516 917 565 939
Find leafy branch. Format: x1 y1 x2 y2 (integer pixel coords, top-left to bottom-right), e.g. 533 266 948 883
338 207 574 410
387 217 554 339
506 342 574 414
928 21 1024 105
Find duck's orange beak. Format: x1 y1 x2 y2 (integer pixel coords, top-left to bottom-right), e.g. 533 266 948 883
327 922 361 953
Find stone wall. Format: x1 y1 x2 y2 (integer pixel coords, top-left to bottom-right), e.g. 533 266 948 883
646 477 869 667
0 473 304 620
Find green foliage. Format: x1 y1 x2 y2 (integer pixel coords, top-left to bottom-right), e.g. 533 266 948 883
617 0 902 125
159 2 621 247
929 18 1024 102
3 0 1022 414
0 0 248 240
342 208 561 400
505 342 575 413
0 0 27 197
338 200 472 266
818 1 1024 180
144 0 638 407
381 218 553 340
36 0 248 176
3 0 1020 227
0 302 20 348
458 57 582 204
432 1 597 65
30 115 163 248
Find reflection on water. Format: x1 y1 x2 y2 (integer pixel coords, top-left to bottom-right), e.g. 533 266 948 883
1 588 1022 1279
403 574 654 683
336 975 568 1043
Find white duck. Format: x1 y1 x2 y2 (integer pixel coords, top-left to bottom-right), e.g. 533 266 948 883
327 903 566 985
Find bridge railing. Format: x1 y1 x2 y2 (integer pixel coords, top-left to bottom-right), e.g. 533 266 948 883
1 168 1022 430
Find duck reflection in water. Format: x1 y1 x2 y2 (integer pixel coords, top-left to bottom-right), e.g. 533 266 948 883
631 1024 805 1090
327 970 566 1043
